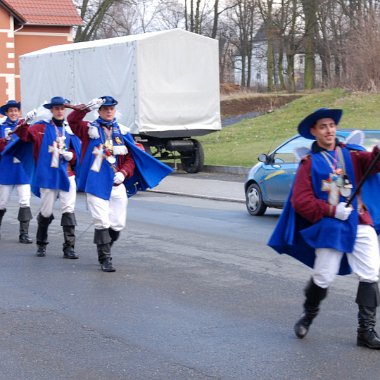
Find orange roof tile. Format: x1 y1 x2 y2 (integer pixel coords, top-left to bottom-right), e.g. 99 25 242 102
1 0 83 26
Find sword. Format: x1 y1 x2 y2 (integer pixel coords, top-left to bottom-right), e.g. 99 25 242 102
346 150 380 207
64 98 105 111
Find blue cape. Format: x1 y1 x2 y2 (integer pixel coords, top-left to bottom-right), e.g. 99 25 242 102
2 122 81 197
1 137 34 180
123 134 173 197
0 118 31 185
268 144 380 276
75 126 172 199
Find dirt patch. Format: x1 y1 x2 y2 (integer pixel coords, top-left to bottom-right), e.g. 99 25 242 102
220 94 302 118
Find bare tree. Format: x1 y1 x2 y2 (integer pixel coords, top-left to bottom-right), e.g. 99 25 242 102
283 0 301 92
156 0 185 30
228 0 257 88
93 1 137 38
74 0 122 42
301 0 318 89
258 0 275 91
342 7 380 91
185 0 210 34
264 0 302 92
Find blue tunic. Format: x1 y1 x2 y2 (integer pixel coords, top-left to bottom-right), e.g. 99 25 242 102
268 146 367 276
300 146 359 253
77 120 173 200
0 118 30 185
1 121 81 197
33 122 71 192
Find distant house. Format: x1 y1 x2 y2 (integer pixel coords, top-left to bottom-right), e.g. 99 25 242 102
234 23 322 90
0 0 83 108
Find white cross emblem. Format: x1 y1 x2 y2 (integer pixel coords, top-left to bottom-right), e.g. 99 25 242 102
48 141 61 168
91 145 104 172
322 177 340 206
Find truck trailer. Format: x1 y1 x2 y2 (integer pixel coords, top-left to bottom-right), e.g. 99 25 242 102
19 28 221 173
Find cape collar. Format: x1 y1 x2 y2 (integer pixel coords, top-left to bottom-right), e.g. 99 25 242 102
311 138 341 153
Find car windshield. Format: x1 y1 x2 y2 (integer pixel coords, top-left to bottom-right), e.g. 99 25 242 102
362 132 379 150
274 136 312 163
273 131 379 164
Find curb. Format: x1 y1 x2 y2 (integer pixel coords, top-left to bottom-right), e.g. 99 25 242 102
167 163 250 175
202 165 249 175
148 188 245 204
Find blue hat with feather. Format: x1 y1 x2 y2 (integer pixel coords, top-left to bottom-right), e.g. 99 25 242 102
298 108 343 139
0 100 21 115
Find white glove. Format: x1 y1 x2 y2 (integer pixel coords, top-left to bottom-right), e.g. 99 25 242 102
86 98 105 111
25 109 37 122
335 202 353 221
61 151 73 161
4 127 12 140
88 124 100 139
113 172 125 185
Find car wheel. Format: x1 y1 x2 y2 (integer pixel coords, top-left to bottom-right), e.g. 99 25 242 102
246 183 267 216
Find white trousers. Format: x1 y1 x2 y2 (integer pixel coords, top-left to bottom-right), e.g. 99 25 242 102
39 176 77 217
0 184 31 209
86 185 128 231
313 224 380 288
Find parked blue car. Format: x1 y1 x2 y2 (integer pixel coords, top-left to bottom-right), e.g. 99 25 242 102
244 130 380 215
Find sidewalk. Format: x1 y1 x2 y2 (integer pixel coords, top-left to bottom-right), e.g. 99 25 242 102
149 172 246 203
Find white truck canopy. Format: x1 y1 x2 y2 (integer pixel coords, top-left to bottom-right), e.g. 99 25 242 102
19 29 221 138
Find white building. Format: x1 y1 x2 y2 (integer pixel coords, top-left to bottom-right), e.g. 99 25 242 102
234 23 322 90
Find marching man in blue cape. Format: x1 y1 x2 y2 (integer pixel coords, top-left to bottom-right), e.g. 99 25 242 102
13 96 81 260
67 96 172 273
268 108 380 349
0 100 33 243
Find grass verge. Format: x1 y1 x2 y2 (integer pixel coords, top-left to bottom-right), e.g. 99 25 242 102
199 88 380 167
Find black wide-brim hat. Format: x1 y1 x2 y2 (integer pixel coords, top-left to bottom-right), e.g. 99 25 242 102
298 108 343 139
0 100 21 115
43 96 70 109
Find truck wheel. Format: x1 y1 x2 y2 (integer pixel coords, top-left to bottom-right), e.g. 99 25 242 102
141 142 152 155
180 139 204 173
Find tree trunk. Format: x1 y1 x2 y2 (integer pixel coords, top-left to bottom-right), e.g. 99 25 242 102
286 53 296 92
278 46 286 90
211 0 219 39
75 0 116 42
302 0 317 89
266 1 275 91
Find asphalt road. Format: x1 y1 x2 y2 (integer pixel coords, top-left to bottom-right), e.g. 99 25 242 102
0 188 380 379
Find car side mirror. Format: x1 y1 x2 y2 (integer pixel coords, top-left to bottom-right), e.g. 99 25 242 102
258 153 268 163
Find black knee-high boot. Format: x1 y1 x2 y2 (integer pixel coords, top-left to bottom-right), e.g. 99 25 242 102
18 207 33 244
294 278 328 338
356 281 380 349
0 208 6 239
36 213 54 257
61 212 78 259
109 228 120 247
94 228 115 272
